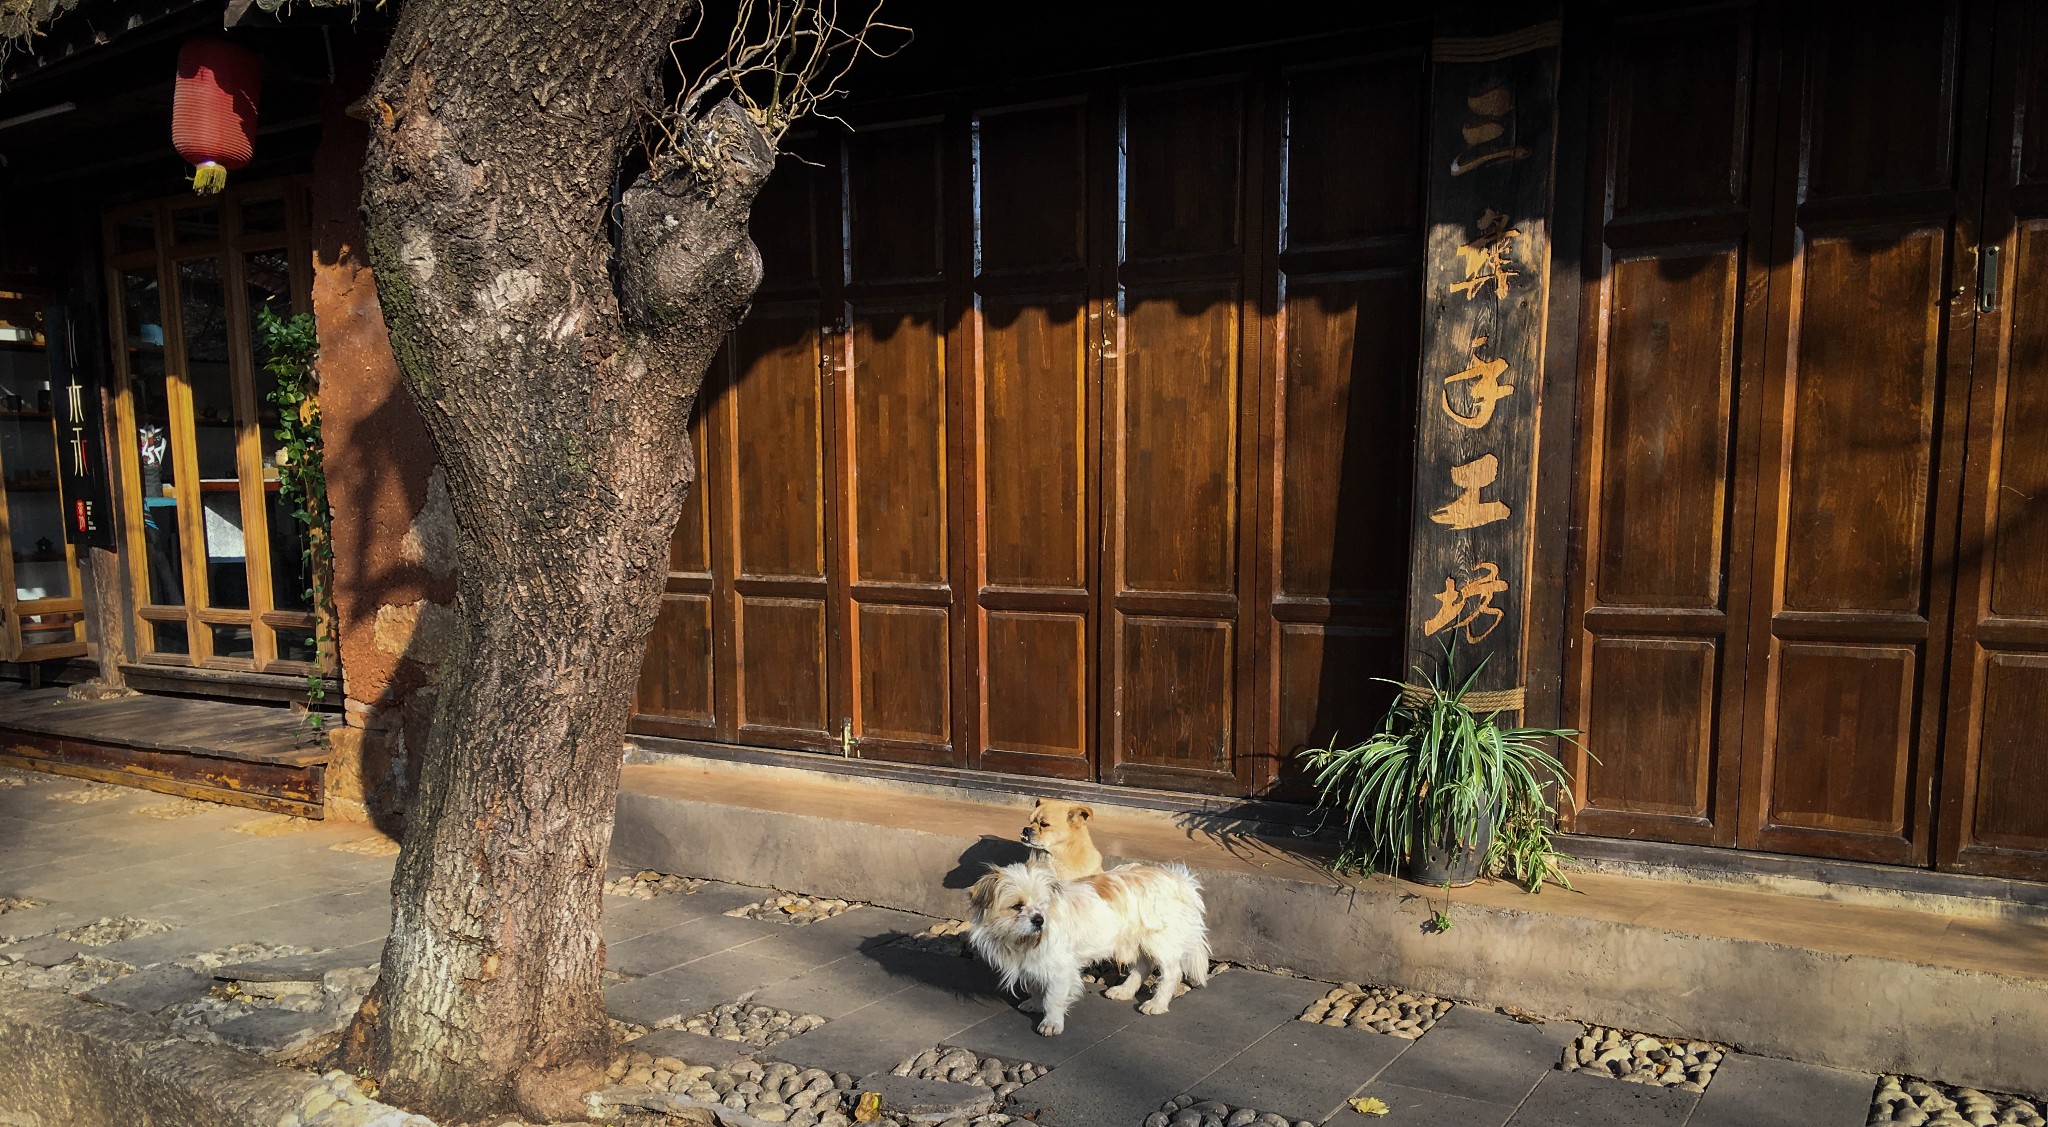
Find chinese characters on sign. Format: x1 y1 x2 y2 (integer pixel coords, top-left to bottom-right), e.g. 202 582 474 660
1407 17 1560 680
46 308 114 547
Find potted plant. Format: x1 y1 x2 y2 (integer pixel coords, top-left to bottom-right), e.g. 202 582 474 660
1300 654 1584 890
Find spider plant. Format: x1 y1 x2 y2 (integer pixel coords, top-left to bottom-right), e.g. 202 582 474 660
1300 653 1583 889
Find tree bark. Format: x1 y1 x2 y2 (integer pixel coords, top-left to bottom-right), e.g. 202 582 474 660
338 0 771 1118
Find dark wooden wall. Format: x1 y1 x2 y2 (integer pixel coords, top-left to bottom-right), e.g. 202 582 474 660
632 29 1429 798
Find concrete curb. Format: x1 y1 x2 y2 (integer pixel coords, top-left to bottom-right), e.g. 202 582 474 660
614 786 2048 1097
0 988 430 1127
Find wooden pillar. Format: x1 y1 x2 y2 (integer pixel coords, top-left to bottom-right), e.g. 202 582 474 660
1403 4 1563 710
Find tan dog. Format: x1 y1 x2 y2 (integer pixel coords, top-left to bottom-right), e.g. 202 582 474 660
1020 798 1103 879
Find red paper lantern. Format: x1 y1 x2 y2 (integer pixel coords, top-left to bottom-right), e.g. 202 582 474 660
173 38 261 195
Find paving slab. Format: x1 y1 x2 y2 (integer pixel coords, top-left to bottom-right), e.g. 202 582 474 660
1115 969 1329 1050
848 1075 996 1124
1193 1019 1410 1122
948 989 1143 1066
768 991 997 1079
2 934 88 966
748 953 922 1019
1337 1080 1517 1127
601 892 726 943
213 943 382 983
1003 1026 1247 1127
1371 1007 1580 1107
607 912 783 973
1685 1051 1877 1127
82 964 218 1015
1506 1067 1698 1126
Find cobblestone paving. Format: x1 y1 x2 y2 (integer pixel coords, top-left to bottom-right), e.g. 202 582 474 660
0 765 2038 1127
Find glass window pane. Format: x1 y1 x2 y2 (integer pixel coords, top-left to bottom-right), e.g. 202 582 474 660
123 271 185 608
172 206 221 246
275 626 318 664
247 251 313 614
210 623 254 659
0 294 69 601
239 198 286 237
20 612 77 649
114 214 157 256
178 258 249 611
151 621 189 655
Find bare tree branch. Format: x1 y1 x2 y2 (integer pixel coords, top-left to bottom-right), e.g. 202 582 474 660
657 0 909 177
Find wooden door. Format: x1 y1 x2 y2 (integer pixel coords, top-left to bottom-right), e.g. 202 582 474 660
834 118 963 768
1099 73 1265 795
964 93 1101 782
1564 3 1779 846
1257 47 1427 794
1566 1 1997 867
1939 0 2048 881
1737 0 1988 865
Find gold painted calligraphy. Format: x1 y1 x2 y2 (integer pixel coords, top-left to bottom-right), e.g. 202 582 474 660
1442 335 1515 428
1430 454 1511 530
1451 209 1522 301
1422 562 1509 644
1451 86 1532 177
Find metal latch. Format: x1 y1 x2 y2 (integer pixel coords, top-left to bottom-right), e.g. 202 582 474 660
840 718 857 759
1979 244 2002 314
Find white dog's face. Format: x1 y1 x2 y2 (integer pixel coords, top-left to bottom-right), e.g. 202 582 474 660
967 865 1054 946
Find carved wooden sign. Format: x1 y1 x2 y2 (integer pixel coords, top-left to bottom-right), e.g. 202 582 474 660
1405 9 1561 708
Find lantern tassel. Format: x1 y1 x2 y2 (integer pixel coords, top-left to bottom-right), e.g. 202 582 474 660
190 161 229 195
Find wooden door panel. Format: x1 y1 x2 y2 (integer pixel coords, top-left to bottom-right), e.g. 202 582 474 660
984 610 1089 761
1123 83 1243 259
979 297 1088 589
857 604 950 743
978 105 1088 273
1971 654 2048 854
1767 642 1918 836
1584 637 1717 821
848 305 948 585
1803 8 1961 200
1566 5 1768 847
848 126 944 283
1116 617 1233 772
1118 287 1240 596
731 316 827 579
1987 226 2048 621
1595 252 1739 609
1779 232 1945 615
1941 0 2048 879
737 597 828 733
637 595 714 725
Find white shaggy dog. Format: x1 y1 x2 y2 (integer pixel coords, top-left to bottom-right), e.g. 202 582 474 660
966 861 1210 1036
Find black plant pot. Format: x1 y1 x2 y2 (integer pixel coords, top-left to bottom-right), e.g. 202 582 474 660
1404 803 1494 887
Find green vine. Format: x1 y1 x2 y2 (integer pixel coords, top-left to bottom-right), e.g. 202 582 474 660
256 305 336 726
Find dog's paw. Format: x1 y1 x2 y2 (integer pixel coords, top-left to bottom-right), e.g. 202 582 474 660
1035 1016 1066 1036
1102 983 1140 1001
1138 998 1172 1016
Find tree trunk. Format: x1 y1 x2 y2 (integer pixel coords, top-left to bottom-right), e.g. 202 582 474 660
338 0 771 1118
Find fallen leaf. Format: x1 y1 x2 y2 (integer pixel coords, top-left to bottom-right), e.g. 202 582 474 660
853 1091 884 1122
1349 1095 1390 1117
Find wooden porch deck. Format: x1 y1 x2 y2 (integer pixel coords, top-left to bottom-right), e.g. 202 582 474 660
0 684 328 817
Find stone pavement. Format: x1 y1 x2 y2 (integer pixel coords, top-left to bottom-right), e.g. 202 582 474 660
0 768 2039 1127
